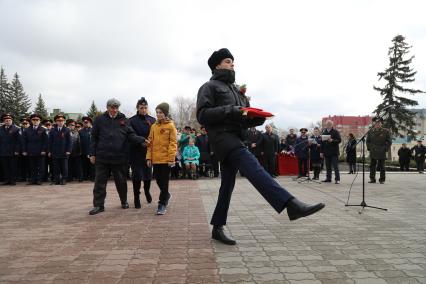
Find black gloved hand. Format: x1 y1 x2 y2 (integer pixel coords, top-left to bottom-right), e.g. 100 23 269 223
225 105 243 121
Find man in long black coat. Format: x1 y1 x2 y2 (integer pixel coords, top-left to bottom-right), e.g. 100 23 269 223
0 114 20 185
411 140 425 173
22 114 48 185
260 124 280 177
196 48 325 245
398 143 411 171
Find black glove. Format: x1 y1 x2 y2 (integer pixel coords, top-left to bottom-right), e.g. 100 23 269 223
242 116 266 127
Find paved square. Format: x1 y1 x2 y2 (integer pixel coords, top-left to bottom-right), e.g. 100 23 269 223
0 172 425 283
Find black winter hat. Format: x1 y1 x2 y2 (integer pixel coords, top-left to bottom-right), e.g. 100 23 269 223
156 102 170 117
208 48 234 71
137 97 148 107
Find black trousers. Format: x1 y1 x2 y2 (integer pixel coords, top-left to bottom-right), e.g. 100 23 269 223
53 157 69 182
81 155 95 180
17 156 30 181
43 156 53 182
211 147 293 226
210 154 220 177
370 158 385 182
263 154 276 177
130 159 152 194
399 158 410 171
153 164 171 206
93 161 128 207
29 156 45 183
297 158 308 177
68 156 82 181
415 157 425 172
324 155 340 181
1 156 17 183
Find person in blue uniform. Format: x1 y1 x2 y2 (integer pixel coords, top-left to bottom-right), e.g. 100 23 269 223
42 119 54 182
0 114 21 185
17 118 31 182
48 114 72 185
79 116 94 181
128 97 156 208
22 114 48 185
67 119 83 182
294 128 310 178
196 48 325 245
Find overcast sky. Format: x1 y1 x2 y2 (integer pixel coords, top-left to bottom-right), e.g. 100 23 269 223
1 0 425 129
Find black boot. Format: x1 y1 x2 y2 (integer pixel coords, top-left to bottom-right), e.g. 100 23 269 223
212 225 236 245
144 181 152 203
286 198 325 221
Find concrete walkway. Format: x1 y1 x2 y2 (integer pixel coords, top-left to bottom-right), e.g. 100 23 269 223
0 172 425 283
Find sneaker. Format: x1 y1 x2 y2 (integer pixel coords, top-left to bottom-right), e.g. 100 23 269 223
156 204 167 215
335 180 340 184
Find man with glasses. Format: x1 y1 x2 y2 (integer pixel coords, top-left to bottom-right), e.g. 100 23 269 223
128 97 156 208
0 114 20 185
22 114 48 185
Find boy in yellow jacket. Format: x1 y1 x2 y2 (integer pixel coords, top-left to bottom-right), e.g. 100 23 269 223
146 102 177 215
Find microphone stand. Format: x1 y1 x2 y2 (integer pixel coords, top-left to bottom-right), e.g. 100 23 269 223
298 142 321 184
345 112 388 213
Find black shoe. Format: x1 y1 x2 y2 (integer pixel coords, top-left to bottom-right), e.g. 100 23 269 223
89 206 104 215
9 182 16 186
60 180 66 185
286 198 325 221
368 180 376 183
35 181 42 185
121 202 129 209
27 182 35 185
2 182 11 186
134 196 141 209
379 180 385 184
335 180 340 184
322 179 331 183
212 226 236 245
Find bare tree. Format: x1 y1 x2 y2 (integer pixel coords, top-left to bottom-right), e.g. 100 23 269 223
171 96 198 129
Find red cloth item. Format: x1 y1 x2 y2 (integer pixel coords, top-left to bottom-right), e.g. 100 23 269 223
241 107 274 118
277 154 298 175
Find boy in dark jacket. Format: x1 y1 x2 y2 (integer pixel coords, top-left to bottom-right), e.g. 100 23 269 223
196 48 325 245
48 114 72 185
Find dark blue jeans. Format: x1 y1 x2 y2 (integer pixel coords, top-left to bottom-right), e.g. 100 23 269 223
324 155 340 181
211 147 293 226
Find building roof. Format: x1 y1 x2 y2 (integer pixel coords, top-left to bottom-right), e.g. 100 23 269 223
322 115 373 126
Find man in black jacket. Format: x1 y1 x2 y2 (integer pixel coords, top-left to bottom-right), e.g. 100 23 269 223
321 120 341 184
196 48 325 245
88 98 147 215
411 139 425 173
0 114 20 185
398 143 411 171
260 124 280 177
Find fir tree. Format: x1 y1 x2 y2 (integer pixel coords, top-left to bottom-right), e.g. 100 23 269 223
0 67 10 114
7 73 31 120
373 35 424 139
86 100 99 118
34 93 49 118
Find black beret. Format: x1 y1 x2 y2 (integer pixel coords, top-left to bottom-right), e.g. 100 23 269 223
208 48 234 71
1 113 13 121
30 114 42 120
